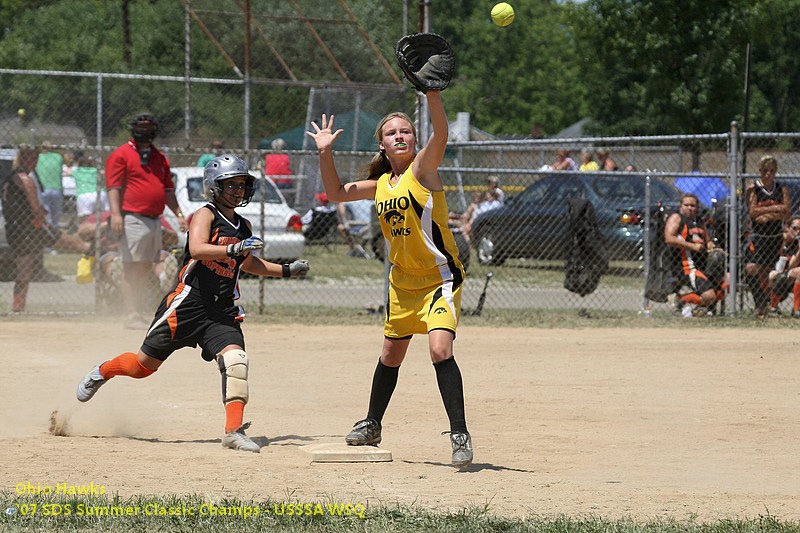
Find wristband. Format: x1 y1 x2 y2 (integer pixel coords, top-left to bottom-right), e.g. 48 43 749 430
226 244 235 258
282 263 290 278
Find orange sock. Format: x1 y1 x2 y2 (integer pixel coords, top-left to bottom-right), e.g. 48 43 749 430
770 292 781 308
679 293 703 306
225 401 245 434
794 284 800 311
99 352 155 380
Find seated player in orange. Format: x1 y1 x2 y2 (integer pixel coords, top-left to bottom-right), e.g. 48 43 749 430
76 155 309 452
767 217 800 317
665 193 720 317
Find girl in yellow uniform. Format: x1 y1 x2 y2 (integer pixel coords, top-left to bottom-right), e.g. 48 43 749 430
307 91 472 467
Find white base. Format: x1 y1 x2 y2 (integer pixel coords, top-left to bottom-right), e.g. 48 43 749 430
300 442 392 463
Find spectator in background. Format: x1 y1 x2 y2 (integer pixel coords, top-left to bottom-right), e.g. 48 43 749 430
78 211 180 294
579 148 600 172
197 140 224 168
1 144 91 312
744 155 790 316
552 150 578 172
265 138 292 189
624 164 637 172
486 175 505 204
595 148 619 171
301 192 338 241
460 190 503 239
105 113 186 328
74 155 108 223
337 198 372 257
36 141 64 228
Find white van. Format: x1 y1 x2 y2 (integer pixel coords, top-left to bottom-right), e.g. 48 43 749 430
165 167 305 262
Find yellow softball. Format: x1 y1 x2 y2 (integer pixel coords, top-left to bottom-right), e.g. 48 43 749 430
491 2 515 27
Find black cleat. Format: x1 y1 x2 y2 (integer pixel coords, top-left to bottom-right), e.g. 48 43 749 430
345 418 382 446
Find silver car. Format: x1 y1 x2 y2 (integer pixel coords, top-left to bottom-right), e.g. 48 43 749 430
165 166 305 262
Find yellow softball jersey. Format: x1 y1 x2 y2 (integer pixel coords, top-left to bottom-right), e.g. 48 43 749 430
375 164 464 277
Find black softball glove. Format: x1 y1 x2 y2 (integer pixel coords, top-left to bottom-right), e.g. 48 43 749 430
395 33 455 93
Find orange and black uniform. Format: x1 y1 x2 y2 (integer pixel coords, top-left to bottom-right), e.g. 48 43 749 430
746 181 786 267
141 203 252 361
669 214 714 295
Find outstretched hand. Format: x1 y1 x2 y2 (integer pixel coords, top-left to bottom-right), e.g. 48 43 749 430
285 259 310 278
306 114 344 152
227 236 264 257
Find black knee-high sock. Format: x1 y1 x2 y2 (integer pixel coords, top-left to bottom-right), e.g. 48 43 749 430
434 357 468 433
366 359 399 423
748 274 767 311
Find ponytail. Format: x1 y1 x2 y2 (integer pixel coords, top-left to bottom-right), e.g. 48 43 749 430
366 150 392 180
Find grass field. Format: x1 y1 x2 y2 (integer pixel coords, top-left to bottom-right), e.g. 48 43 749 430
2 493 797 532
41 243 644 289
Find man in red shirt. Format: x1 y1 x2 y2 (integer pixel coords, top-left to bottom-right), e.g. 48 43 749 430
106 113 186 326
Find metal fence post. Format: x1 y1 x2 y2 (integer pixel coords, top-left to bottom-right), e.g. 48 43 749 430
93 73 104 310
642 174 651 316
258 172 267 314
727 121 739 316
184 0 191 148
455 147 466 211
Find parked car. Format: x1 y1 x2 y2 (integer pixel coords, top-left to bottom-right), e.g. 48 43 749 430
469 173 682 264
165 167 305 262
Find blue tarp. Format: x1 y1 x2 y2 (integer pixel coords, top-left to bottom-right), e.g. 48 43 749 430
673 175 728 208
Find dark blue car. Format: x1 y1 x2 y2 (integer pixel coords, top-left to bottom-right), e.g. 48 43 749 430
469 174 682 264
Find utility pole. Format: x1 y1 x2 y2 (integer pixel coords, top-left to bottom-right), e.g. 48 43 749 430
417 1 431 144
741 43 751 174
122 0 131 68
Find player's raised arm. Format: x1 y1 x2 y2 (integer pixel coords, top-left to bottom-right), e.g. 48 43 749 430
307 114 376 202
413 91 448 189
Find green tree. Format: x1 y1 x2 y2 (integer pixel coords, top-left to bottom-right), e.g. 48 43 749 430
435 0 587 136
746 0 800 132
572 0 751 135
0 0 408 146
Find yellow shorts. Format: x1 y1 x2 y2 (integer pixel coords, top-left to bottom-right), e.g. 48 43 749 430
384 265 463 338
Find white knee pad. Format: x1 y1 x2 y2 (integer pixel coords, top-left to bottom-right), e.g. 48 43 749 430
217 349 249 405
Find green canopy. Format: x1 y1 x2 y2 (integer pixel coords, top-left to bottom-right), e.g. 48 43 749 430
258 110 383 152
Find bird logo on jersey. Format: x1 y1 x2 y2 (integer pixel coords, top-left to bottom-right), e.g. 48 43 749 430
382 209 410 237
383 209 405 226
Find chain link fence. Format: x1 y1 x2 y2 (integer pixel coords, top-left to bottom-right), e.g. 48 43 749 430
3 64 800 318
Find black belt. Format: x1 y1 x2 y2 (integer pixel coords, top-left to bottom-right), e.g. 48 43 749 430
122 211 160 219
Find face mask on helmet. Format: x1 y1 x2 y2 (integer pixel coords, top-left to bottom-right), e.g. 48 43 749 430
129 114 159 144
215 177 256 208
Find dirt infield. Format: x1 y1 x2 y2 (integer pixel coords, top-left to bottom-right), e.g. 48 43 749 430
1 321 798 521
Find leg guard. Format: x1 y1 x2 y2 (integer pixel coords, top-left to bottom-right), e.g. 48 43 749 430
217 349 249 405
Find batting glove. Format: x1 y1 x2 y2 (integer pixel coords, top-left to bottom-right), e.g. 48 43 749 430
282 260 309 278
227 236 264 257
